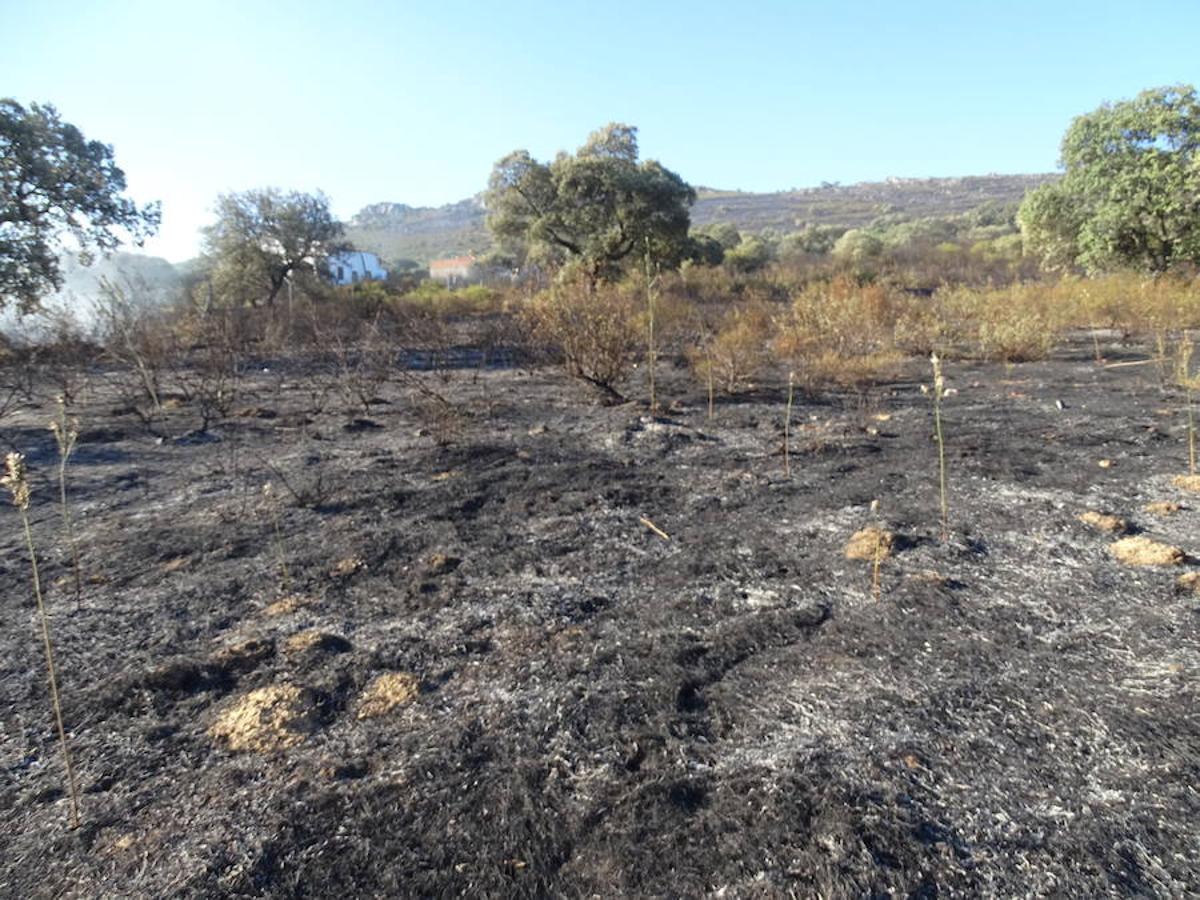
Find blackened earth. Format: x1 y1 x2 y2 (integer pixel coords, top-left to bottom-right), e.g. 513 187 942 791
1 343 1198 897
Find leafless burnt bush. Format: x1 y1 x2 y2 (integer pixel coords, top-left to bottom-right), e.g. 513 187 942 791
95 277 179 433
25 302 101 407
0 334 37 424
173 313 250 432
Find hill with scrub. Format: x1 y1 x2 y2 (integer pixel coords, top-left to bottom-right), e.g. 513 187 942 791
344 173 1056 266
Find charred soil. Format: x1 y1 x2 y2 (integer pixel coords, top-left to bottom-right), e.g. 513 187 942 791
1 343 1198 897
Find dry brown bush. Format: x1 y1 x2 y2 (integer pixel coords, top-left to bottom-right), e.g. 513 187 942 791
775 276 903 388
523 278 641 400
686 301 775 395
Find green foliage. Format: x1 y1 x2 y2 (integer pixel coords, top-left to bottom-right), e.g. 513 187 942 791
696 221 742 250
0 99 160 313
831 229 884 269
778 224 844 260
201 188 344 307
724 235 773 273
684 233 725 266
1019 84 1200 274
878 217 959 249
485 123 695 283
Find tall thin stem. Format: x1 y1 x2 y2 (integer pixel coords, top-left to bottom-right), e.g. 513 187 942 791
784 370 795 478
20 509 81 828
644 240 658 414
52 407 83 608
931 354 949 541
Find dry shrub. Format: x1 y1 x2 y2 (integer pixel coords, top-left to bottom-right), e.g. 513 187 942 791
687 301 775 394
776 276 903 388
524 278 641 399
936 282 1060 362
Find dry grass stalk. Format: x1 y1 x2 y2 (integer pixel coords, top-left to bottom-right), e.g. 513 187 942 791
644 242 659 414
639 516 670 541
929 353 949 541
49 396 83 607
783 370 795 478
2 453 81 828
262 482 291 594
706 344 715 421
1176 336 1198 474
869 499 883 599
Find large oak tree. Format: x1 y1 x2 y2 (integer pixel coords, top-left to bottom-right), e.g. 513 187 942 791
485 123 695 284
1 99 160 313
1019 85 1200 274
201 188 344 307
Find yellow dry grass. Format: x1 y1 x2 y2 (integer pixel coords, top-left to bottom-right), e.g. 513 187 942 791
844 526 895 561
1171 474 1200 493
209 684 317 752
1108 536 1186 567
262 594 316 616
1077 511 1128 534
1145 500 1183 516
283 630 349 655
1176 572 1200 592
357 672 420 720
284 630 327 653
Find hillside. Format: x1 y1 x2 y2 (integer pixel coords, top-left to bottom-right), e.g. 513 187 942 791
345 198 490 268
344 173 1056 266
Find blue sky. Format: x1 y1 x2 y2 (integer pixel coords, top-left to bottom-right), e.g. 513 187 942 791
3 0 1197 261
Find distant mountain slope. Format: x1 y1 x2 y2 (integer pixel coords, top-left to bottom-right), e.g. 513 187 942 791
344 174 1057 266
691 174 1056 232
346 197 490 267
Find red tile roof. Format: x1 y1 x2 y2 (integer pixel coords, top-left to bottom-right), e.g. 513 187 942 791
429 256 476 270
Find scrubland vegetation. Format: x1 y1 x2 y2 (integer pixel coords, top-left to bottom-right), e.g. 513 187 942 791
3 88 1200 896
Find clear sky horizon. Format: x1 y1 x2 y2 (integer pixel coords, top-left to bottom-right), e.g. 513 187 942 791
4 0 1198 262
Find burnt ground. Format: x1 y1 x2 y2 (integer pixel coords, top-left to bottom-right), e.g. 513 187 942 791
1 341 1198 898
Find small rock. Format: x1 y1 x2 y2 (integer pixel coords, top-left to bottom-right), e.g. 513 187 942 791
211 637 276 674
330 556 365 578
426 552 462 576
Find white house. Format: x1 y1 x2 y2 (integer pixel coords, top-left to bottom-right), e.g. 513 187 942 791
327 250 388 285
